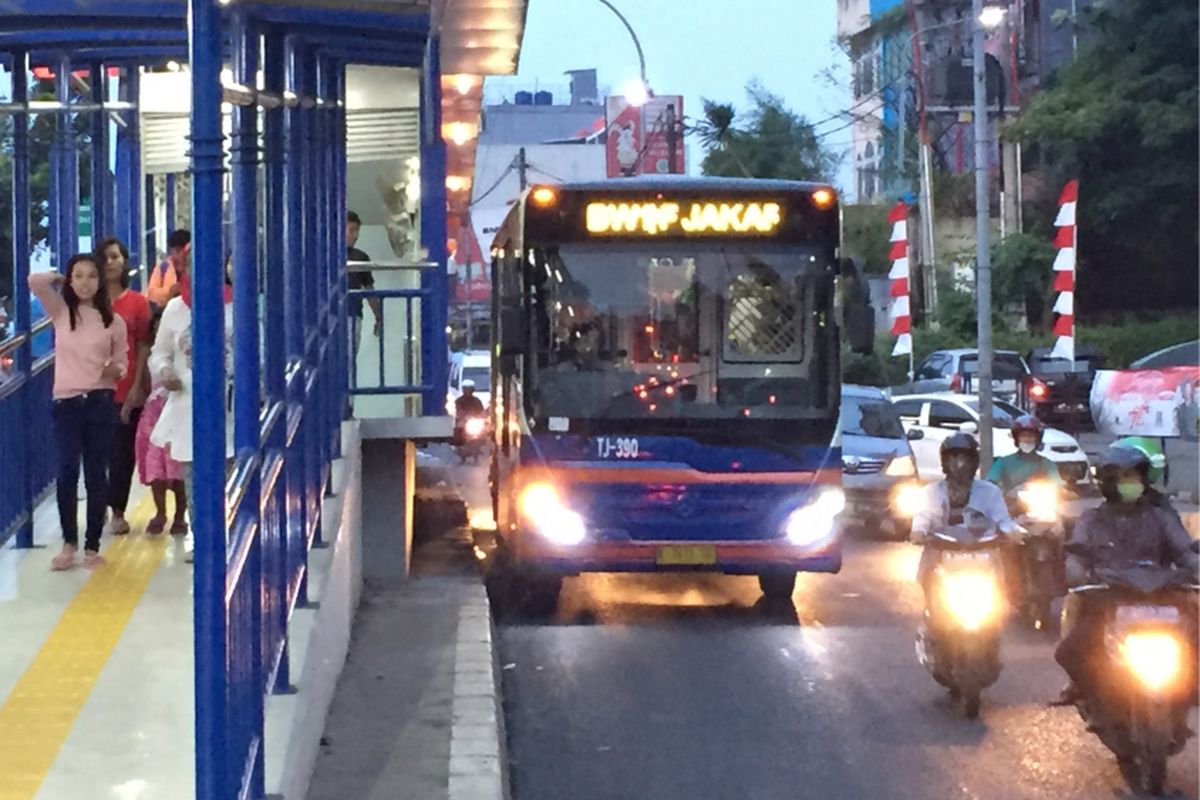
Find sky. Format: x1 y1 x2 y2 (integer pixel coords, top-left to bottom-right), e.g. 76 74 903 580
487 0 855 192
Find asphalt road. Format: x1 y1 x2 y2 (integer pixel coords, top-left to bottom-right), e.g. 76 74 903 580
494 532 1200 800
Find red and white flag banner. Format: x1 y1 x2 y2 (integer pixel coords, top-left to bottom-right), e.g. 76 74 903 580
887 201 912 357
1049 180 1078 360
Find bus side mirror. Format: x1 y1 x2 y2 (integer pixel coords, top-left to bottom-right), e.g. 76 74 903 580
499 305 526 355
840 259 875 354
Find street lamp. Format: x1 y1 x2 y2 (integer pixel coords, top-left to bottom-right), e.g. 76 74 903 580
972 0 997 472
595 0 650 98
979 4 1008 29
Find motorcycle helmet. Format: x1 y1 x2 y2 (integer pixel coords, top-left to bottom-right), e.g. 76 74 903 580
939 432 980 485
1010 414 1044 452
1112 436 1167 485
1095 445 1151 504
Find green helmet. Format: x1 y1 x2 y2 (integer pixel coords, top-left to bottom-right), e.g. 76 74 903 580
1113 436 1167 485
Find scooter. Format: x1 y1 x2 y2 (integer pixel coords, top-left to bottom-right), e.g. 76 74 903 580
455 416 488 465
916 517 1009 719
1006 480 1065 632
1069 564 1198 796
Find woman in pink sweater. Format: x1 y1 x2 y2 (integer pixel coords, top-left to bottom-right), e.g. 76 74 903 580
29 254 128 570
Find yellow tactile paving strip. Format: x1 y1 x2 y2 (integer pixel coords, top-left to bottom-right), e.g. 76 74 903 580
0 498 168 800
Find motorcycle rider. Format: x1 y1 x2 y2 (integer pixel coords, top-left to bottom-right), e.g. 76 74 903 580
1052 445 1198 706
986 414 1064 607
986 414 1062 493
453 379 486 446
1113 436 1178 519
912 433 1023 604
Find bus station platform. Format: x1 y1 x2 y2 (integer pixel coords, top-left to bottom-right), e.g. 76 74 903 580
0 430 506 800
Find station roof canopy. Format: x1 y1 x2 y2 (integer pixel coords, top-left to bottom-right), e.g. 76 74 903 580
0 0 528 75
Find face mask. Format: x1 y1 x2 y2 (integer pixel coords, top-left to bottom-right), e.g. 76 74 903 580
1116 482 1145 503
1018 441 1037 454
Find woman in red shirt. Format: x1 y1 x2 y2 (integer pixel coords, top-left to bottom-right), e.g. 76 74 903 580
99 237 151 536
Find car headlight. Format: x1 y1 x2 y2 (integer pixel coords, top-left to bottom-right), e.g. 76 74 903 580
518 482 586 546
885 456 916 477
1121 631 1183 692
783 488 844 547
939 570 1002 631
890 482 925 518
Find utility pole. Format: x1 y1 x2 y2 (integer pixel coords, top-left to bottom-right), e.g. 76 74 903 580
517 146 527 191
973 0 995 472
665 101 677 174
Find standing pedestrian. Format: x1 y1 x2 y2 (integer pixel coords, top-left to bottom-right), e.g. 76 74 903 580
346 211 382 353
135 306 189 535
99 237 152 536
29 255 128 570
148 245 234 562
146 229 189 311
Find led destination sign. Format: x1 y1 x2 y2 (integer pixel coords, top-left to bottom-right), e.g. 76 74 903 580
585 200 783 236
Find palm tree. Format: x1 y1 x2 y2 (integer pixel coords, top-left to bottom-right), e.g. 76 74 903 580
697 100 753 177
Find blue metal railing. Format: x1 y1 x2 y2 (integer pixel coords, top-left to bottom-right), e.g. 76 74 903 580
348 285 432 397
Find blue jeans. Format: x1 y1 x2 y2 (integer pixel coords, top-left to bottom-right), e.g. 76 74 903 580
53 390 117 551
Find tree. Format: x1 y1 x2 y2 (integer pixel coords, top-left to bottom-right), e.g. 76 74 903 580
1007 0 1198 313
698 82 842 182
991 233 1057 330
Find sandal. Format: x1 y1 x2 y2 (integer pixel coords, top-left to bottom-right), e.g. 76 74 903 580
146 515 167 535
51 545 78 571
83 551 106 569
110 517 131 536
170 520 189 536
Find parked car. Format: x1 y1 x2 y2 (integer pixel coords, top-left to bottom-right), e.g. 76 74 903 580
1025 344 1104 431
902 348 1033 406
839 385 924 540
446 349 491 415
890 392 1092 490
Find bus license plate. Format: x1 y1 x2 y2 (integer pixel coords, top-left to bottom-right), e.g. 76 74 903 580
656 545 717 566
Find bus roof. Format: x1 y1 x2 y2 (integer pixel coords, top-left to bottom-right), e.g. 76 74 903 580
531 175 833 195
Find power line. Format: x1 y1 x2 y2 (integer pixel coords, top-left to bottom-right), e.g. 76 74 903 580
470 162 515 208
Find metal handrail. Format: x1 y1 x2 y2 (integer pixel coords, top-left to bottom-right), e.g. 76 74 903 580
346 260 437 272
0 317 53 358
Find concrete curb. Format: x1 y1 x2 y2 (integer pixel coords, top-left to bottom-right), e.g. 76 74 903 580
448 584 510 800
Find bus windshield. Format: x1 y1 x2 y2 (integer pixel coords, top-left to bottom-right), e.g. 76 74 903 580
525 242 833 423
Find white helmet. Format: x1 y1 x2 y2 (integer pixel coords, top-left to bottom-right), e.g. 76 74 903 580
461 379 476 391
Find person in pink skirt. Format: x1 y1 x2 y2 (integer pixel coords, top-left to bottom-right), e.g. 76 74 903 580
135 309 188 535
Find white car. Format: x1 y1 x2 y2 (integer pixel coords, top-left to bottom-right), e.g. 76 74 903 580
890 392 1092 488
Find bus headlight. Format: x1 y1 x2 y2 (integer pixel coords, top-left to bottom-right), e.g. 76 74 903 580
1121 631 1183 692
784 488 844 547
519 482 586 546
885 456 916 477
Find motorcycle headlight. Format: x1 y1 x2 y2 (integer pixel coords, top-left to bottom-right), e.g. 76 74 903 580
464 417 486 437
783 488 844 547
1121 631 1183 692
890 482 925 519
938 570 1002 631
519 482 586 546
885 456 916 477
1016 480 1059 523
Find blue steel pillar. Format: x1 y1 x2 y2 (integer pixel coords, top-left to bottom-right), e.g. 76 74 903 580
115 67 142 273
230 11 266 797
333 63 349 424
187 0 230 797
301 54 323 547
312 58 330 488
90 63 109 242
262 28 291 694
283 36 311 601
420 39 448 415
53 57 79 267
12 51 33 549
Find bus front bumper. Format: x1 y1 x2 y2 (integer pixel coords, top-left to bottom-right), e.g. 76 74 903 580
510 535 842 576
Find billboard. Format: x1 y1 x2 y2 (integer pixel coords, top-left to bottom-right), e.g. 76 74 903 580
605 95 685 177
1090 367 1200 440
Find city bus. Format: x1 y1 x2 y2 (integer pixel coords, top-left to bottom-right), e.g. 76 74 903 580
481 176 873 615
